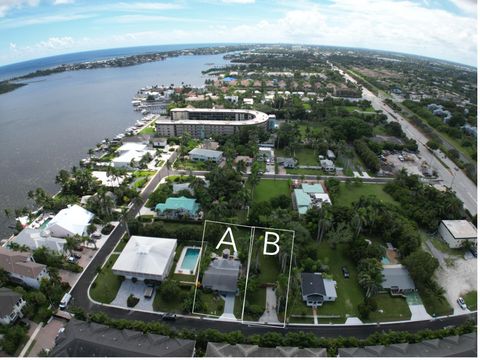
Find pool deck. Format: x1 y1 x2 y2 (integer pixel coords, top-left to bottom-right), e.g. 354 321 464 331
174 246 201 275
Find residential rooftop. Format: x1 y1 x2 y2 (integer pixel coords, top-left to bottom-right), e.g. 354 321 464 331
441 220 477 239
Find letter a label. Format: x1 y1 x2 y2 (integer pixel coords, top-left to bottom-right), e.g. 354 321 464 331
215 227 238 253
263 231 280 255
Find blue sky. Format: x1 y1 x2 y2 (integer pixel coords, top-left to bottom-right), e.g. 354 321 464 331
0 0 477 66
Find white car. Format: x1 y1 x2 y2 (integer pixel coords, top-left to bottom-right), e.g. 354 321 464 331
457 297 467 310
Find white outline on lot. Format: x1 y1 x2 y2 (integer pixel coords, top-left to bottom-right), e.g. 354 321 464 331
192 220 295 329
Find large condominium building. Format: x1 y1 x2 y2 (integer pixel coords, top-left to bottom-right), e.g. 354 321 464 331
155 108 269 138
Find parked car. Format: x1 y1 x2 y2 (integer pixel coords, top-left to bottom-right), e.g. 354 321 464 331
59 293 72 310
72 253 81 260
342 266 350 279
457 297 467 310
162 313 176 321
144 286 154 299
67 256 77 264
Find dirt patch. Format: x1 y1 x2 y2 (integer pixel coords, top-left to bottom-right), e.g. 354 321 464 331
435 257 477 306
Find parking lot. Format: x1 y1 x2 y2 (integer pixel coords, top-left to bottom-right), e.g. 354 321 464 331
384 153 427 177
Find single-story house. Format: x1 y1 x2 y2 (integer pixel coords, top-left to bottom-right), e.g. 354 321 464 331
112 236 177 282
172 182 193 194
50 319 196 357
47 204 94 238
300 272 337 307
277 157 297 169
438 220 477 249
111 142 155 168
189 148 223 163
320 159 335 172
151 137 167 148
294 184 331 215
206 342 327 357
0 247 49 289
0 288 26 325
233 156 253 166
13 228 66 253
202 258 241 294
155 196 201 220
381 265 416 294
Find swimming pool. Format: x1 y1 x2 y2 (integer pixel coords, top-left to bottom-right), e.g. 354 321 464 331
181 248 200 270
175 246 201 274
381 256 391 265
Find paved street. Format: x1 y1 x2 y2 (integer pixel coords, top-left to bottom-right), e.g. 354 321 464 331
334 65 477 215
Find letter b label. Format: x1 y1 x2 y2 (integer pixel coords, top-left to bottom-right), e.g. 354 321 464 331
263 231 280 255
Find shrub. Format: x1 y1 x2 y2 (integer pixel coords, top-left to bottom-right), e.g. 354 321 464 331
127 294 139 308
101 224 114 235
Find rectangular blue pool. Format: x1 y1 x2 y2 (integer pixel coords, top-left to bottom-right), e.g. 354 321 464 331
180 247 200 271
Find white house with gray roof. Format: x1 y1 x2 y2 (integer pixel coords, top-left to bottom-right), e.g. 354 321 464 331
300 272 337 307
189 148 223 163
202 258 241 294
0 288 26 325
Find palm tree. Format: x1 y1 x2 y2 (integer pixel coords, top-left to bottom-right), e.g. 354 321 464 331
316 207 333 242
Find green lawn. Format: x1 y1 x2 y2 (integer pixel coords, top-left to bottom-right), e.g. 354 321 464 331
277 146 318 165
174 160 207 170
334 183 398 207
202 291 225 316
114 235 129 252
286 168 325 175
422 232 465 257
139 126 156 135
419 288 453 316
90 254 122 304
341 105 376 113
462 290 477 310
253 179 290 203
367 294 411 322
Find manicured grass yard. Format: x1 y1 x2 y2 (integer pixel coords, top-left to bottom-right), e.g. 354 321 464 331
139 126 155 135
277 146 319 165
202 291 225 317
334 183 397 207
367 294 411 322
174 160 207 170
114 235 129 252
153 285 192 312
253 179 290 203
462 290 477 310
90 254 122 304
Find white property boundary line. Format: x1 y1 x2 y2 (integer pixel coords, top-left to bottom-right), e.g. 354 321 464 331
191 220 295 329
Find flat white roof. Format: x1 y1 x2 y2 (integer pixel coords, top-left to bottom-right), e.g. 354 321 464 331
441 220 477 239
117 142 148 153
112 236 177 277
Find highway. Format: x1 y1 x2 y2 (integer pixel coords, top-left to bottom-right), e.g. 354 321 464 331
333 65 477 215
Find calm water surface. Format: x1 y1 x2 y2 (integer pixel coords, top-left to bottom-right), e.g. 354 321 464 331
0 54 227 237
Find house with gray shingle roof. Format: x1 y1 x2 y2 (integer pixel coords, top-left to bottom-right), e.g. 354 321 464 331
50 319 196 357
0 288 26 325
301 272 337 307
381 265 416 295
206 342 327 357
202 258 241 294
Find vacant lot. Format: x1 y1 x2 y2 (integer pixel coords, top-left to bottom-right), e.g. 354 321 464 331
90 254 121 304
253 179 290 203
334 183 397 207
367 294 411 322
277 146 318 166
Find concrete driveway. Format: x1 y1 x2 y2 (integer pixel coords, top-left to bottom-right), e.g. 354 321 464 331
259 287 280 324
27 319 67 357
219 293 236 320
111 279 154 311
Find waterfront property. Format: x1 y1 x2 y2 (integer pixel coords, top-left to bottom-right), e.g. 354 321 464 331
174 246 201 275
0 247 49 289
47 204 94 238
300 272 338 307
438 220 477 249
92 171 125 187
381 265 416 295
12 228 67 253
155 196 201 220
189 148 223 163
112 236 177 282
111 142 156 168
155 108 269 138
0 287 26 325
293 183 331 215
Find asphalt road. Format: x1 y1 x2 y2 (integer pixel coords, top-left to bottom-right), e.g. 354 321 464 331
334 65 477 215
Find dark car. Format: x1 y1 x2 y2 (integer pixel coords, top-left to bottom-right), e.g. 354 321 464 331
342 266 350 279
162 313 176 321
470 247 477 258
72 253 82 260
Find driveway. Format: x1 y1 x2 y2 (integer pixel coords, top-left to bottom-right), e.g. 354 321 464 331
219 293 236 321
27 319 67 357
111 279 154 311
425 239 446 267
259 287 280 324
406 293 431 321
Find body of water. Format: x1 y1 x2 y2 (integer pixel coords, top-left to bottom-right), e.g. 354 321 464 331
0 51 228 238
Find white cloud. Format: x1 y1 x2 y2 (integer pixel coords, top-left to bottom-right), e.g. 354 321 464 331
0 13 96 28
113 2 182 11
36 36 75 50
53 0 74 5
448 0 476 15
0 0 40 17
221 0 255 3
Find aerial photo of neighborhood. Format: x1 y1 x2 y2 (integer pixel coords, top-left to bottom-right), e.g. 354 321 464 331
0 0 477 358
